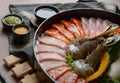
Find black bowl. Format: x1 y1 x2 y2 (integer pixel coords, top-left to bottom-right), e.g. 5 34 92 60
1 14 23 31
34 5 59 22
12 24 30 44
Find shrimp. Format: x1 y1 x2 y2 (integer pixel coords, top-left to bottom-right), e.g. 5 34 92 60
71 44 107 77
66 37 104 59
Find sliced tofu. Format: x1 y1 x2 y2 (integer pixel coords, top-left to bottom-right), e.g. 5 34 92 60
12 61 33 78
20 73 39 83
3 54 23 67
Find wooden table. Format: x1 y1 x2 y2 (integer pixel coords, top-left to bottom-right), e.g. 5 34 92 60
0 0 119 83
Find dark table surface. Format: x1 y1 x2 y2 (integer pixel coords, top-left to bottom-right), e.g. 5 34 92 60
0 0 120 83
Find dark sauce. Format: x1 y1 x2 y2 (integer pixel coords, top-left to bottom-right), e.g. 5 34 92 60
36 8 57 19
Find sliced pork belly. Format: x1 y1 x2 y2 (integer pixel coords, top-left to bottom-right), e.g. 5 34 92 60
38 36 67 49
88 17 97 37
71 18 85 36
45 28 70 44
40 61 67 71
53 23 74 40
56 71 78 83
38 53 66 62
47 66 71 80
36 44 66 57
81 17 90 36
61 20 81 38
76 79 87 83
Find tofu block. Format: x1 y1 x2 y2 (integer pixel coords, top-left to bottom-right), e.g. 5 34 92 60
12 61 33 78
20 73 39 83
3 54 23 67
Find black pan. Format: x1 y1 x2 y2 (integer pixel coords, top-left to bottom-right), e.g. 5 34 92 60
33 8 120 82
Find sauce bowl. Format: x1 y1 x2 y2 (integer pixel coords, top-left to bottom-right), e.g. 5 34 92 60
34 5 59 22
12 24 30 44
1 14 23 31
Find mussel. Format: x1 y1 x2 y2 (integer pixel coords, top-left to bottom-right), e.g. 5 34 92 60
104 34 120 47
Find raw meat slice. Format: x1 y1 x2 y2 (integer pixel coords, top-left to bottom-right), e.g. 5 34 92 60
45 28 70 44
38 53 66 62
56 71 78 83
40 61 67 71
71 18 85 36
81 17 90 36
53 23 74 40
38 36 67 49
88 17 97 37
61 20 81 38
36 44 66 57
100 19 112 34
47 66 71 80
35 40 40 53
95 18 104 36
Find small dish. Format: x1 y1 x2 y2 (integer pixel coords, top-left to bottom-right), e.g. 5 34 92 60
12 24 30 44
1 14 23 31
30 14 41 28
34 5 59 22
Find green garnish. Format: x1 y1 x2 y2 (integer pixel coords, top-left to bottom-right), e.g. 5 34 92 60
65 55 74 67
